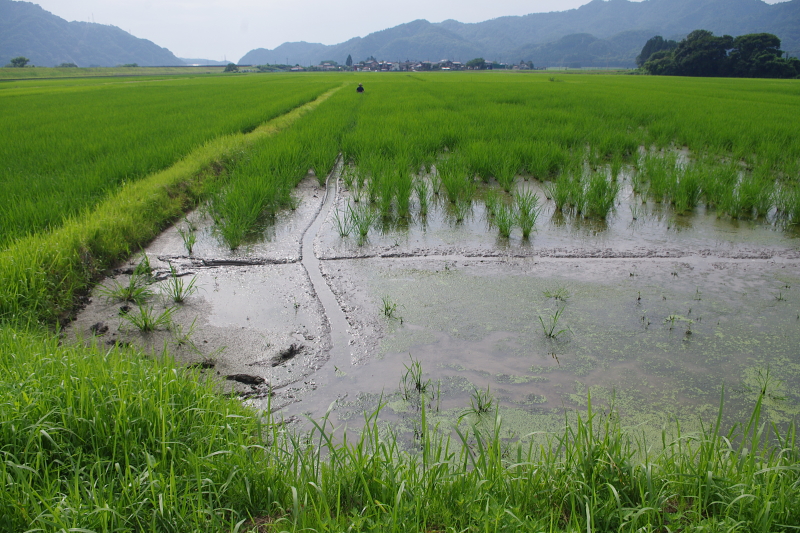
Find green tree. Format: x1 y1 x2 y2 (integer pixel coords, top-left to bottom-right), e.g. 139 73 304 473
57 62 78 68
643 50 677 75
671 30 733 77
6 56 30 68
728 33 797 78
223 63 239 72
346 54 353 67
466 57 486 70
644 30 799 79
636 36 678 67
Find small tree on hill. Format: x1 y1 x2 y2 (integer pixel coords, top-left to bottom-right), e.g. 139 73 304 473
6 56 30 68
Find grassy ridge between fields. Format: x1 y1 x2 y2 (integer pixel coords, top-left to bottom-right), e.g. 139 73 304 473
0 84 342 326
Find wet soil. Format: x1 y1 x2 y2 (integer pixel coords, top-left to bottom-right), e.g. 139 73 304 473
68 169 800 441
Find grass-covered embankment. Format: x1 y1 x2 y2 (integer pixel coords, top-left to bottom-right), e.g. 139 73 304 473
3 325 799 531
0 84 341 326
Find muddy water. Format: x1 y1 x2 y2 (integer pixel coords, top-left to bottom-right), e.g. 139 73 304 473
280 255 799 440
279 174 799 438
69 169 800 442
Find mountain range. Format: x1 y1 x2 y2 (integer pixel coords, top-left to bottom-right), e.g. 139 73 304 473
2 0 798 70
240 0 800 68
0 0 183 67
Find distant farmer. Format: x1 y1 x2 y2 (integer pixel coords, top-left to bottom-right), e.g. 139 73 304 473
356 83 364 93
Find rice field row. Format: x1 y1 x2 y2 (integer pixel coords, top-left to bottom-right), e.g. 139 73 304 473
208 73 800 246
0 74 338 247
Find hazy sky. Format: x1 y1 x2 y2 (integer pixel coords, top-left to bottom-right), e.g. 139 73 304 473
32 0 789 62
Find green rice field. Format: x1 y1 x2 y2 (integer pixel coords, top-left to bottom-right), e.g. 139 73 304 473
0 74 337 246
2 71 799 532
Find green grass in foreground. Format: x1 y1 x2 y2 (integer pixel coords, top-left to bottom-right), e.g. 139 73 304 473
1 326 798 532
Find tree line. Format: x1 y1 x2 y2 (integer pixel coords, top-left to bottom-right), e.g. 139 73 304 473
639 30 799 78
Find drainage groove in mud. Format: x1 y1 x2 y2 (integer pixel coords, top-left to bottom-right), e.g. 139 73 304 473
300 157 353 369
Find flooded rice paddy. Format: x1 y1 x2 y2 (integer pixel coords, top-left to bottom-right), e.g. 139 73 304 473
69 167 800 442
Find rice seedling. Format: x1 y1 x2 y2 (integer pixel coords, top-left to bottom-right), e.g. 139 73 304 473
450 198 473 224
609 151 624 181
439 154 475 204
543 177 575 213
171 316 198 349
429 165 443 196
629 202 646 221
347 203 377 244
671 165 703 213
538 306 570 339
395 165 414 219
381 295 402 321
132 253 153 279
543 286 571 301
742 167 776 219
414 179 429 216
399 356 430 400
97 274 154 305
460 385 495 422
583 172 619 219
161 263 199 304
514 190 541 238
783 185 800 224
483 187 501 219
177 225 197 255
378 174 394 220
332 207 353 237
643 151 678 204
122 304 175 332
493 202 515 238
494 156 520 193
702 161 738 210
340 164 357 190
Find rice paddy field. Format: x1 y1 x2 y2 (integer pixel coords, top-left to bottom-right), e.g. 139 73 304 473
2 71 800 532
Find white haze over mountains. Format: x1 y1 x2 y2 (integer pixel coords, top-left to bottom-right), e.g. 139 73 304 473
31 0 790 63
